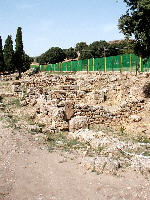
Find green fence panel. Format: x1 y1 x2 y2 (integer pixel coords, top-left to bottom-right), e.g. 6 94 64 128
71 61 76 71
106 56 113 71
39 54 150 73
66 61 70 71
94 58 99 71
143 58 150 72
46 65 50 71
131 54 139 72
54 63 58 71
78 60 82 71
61 63 66 71
82 59 88 71
112 55 121 71
122 54 130 71
89 58 93 71
99 57 105 71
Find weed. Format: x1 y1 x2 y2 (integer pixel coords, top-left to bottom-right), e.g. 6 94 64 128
136 135 150 144
47 132 87 153
96 146 104 155
4 114 20 129
5 98 21 108
24 114 35 125
37 123 45 128
120 126 126 134
143 151 150 156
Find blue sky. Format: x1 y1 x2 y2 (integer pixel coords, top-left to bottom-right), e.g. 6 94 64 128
0 0 127 57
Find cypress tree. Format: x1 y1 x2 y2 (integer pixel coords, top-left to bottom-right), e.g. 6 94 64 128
0 36 5 73
15 27 23 78
3 35 14 74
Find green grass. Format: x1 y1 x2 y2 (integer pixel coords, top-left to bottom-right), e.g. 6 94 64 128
4 114 20 129
47 132 87 152
24 114 35 125
136 135 150 144
5 98 21 108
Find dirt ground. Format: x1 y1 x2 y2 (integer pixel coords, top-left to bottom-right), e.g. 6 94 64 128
0 121 150 200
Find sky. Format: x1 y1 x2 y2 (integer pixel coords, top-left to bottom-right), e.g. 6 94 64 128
0 0 127 57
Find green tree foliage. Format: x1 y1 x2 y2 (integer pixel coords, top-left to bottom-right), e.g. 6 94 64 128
65 47 77 59
89 40 109 58
3 35 14 73
15 27 24 77
118 0 150 58
75 42 91 60
22 52 32 72
75 42 88 53
80 47 93 60
38 47 66 65
0 36 5 72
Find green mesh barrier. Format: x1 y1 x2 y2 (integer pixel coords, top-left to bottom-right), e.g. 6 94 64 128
106 56 113 71
122 54 130 72
143 58 150 72
112 55 121 71
66 61 71 71
131 54 139 71
39 54 150 72
82 59 88 71
99 57 105 71
89 58 93 71
94 58 99 71
71 61 76 71
78 60 82 71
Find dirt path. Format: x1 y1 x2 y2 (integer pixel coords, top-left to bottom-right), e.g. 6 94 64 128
0 122 150 200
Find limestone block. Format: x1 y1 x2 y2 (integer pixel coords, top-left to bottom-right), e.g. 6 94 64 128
69 116 88 132
64 102 74 120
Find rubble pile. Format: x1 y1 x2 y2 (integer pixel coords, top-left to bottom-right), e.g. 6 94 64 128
1 70 150 174
12 71 150 135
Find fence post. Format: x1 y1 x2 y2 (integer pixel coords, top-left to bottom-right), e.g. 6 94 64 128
54 64 55 72
105 57 106 72
140 56 142 72
130 54 132 72
78 60 79 71
88 59 89 73
93 58 95 72
71 61 72 72
99 58 100 71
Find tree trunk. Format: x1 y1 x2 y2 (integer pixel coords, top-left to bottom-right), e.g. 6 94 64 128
18 69 21 78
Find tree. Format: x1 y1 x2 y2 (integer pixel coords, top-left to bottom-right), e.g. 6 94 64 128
65 47 77 59
118 0 150 58
75 42 88 53
38 47 66 64
22 52 32 72
0 36 5 72
89 41 109 58
3 35 14 73
75 42 93 60
80 46 93 60
15 27 24 77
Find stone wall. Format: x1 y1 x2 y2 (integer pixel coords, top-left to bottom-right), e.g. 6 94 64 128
12 71 150 134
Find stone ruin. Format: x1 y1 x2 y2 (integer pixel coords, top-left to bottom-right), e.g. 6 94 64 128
11 71 150 136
